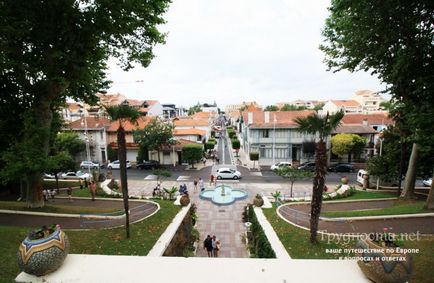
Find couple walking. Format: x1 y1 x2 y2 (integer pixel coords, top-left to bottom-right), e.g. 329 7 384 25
203 235 221 257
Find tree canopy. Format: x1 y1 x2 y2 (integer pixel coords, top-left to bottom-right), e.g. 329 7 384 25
134 118 174 161
331 133 367 160
264 105 279 112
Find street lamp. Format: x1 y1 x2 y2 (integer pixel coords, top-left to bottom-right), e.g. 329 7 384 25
80 110 92 175
272 113 277 165
376 132 384 190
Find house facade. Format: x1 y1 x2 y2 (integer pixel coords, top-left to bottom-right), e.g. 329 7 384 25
351 90 386 113
322 100 362 114
240 110 317 166
68 116 111 163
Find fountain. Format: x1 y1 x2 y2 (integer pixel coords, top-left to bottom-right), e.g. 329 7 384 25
200 184 247 205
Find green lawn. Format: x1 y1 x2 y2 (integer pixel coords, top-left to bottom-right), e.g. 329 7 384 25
43 180 80 190
0 199 180 281
264 208 434 283
0 200 123 215
263 208 356 259
322 201 428 218
325 190 398 201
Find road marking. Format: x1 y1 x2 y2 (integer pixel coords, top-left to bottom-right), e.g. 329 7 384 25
177 176 191 181
250 172 263 176
144 175 158 180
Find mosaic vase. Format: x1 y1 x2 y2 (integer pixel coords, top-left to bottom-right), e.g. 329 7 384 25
17 229 70 276
356 239 412 283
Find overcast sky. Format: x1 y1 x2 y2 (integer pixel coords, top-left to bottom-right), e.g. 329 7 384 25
107 0 387 108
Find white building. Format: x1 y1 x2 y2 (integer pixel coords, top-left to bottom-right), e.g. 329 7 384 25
240 110 318 166
322 100 363 114
351 90 386 113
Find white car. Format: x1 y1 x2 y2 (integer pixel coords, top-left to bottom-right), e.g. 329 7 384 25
107 160 132 169
270 162 292 171
216 168 241 180
80 161 100 169
61 171 91 180
423 178 432 187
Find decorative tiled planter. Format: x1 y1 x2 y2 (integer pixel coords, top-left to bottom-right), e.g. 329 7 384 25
356 239 412 283
17 229 70 276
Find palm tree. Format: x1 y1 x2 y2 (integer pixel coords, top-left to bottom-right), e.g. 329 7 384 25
105 103 140 238
294 111 344 243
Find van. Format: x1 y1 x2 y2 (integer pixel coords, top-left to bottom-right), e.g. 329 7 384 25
357 169 368 185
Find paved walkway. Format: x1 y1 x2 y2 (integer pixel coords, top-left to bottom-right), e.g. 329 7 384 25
278 200 434 234
0 198 158 229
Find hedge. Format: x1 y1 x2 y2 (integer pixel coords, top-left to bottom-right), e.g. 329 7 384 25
245 205 276 258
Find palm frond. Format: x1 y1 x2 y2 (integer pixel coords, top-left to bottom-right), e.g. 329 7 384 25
295 110 344 140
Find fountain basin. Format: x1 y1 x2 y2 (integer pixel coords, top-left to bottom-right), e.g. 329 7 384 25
200 185 248 205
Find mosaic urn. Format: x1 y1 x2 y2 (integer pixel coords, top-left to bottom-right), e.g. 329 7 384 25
17 229 70 276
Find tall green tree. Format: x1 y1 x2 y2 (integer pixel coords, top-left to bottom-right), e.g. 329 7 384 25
275 167 313 198
295 111 344 243
331 133 367 162
53 132 86 158
105 104 141 239
0 0 171 207
187 105 202 116
264 105 279 112
182 144 203 169
321 0 434 204
133 118 174 162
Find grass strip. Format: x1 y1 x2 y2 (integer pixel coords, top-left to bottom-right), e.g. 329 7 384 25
0 200 123 215
0 199 179 281
322 201 428 218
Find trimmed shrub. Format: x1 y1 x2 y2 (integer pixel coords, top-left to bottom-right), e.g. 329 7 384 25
245 204 276 258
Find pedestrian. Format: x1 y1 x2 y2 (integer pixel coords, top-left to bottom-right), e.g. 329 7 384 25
199 178 204 191
90 181 97 201
193 178 198 193
84 178 89 189
202 157 206 166
216 157 220 164
210 174 215 186
203 235 213 257
215 240 221 257
67 186 73 202
211 235 217 257
79 179 84 190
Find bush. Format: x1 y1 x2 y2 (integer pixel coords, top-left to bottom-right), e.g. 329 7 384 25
245 204 276 258
249 152 259 161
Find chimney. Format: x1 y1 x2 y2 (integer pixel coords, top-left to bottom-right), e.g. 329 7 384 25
248 112 253 125
362 118 368 126
264 111 270 123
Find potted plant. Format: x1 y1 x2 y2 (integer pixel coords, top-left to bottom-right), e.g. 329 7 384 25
355 229 412 283
253 194 264 207
180 194 190 206
17 224 70 276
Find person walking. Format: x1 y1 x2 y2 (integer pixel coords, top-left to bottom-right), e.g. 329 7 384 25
203 235 213 257
79 179 84 190
211 235 217 257
215 240 221 257
67 186 73 202
89 181 97 201
193 178 198 193
209 174 215 186
199 178 204 191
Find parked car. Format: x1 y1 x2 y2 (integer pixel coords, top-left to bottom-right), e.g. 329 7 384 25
43 173 56 179
107 160 132 169
136 160 160 170
270 162 292 171
61 171 91 180
80 161 100 169
327 163 355 172
216 168 242 180
423 178 432 187
298 162 316 172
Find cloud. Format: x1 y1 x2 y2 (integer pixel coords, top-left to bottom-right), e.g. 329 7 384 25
107 0 386 107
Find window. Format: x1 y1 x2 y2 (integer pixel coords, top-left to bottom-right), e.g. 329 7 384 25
262 129 269 138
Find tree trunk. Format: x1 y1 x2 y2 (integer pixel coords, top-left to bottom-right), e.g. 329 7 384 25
290 181 294 198
310 140 327 243
424 172 434 210
117 126 130 238
400 143 418 200
26 174 44 208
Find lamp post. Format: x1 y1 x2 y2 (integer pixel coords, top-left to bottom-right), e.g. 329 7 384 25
81 110 91 175
272 113 276 165
376 134 384 190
